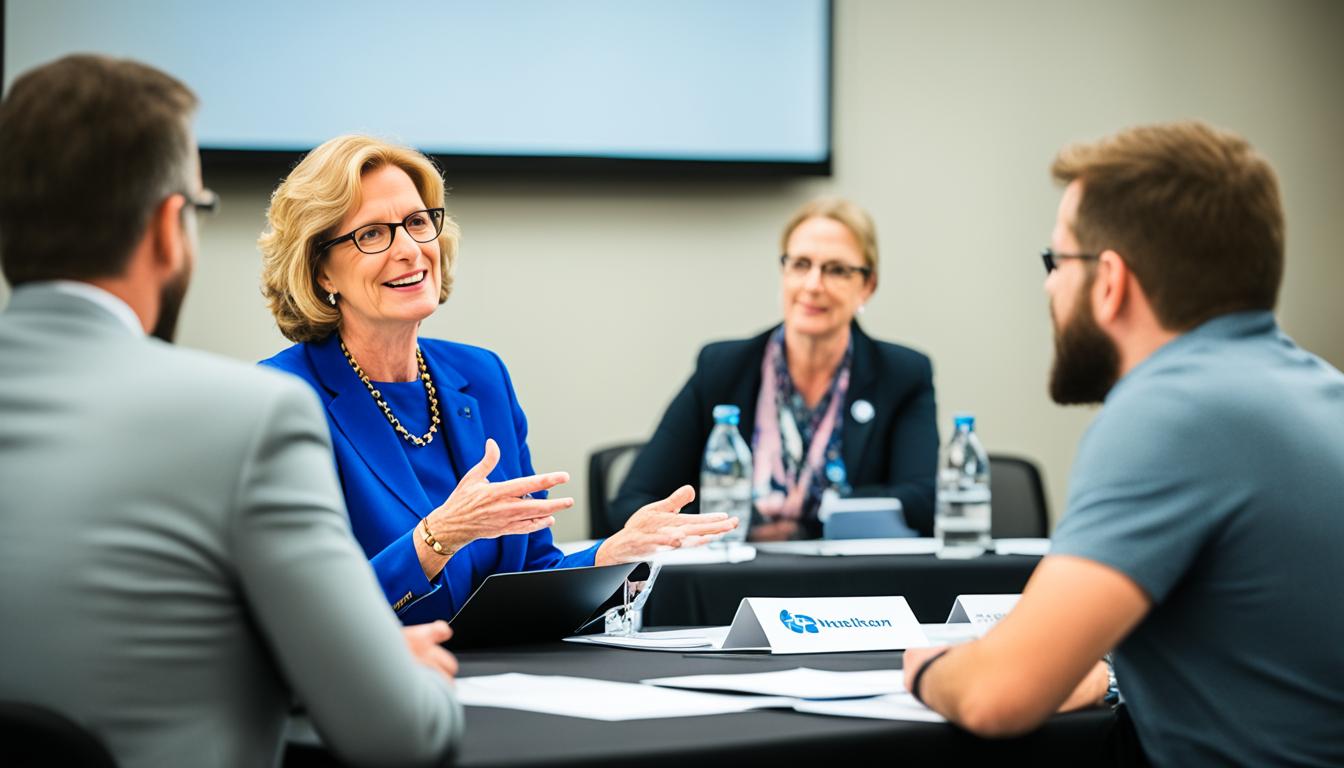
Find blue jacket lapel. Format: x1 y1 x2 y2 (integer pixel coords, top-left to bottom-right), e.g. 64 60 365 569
419 345 492 483
307 335 431 517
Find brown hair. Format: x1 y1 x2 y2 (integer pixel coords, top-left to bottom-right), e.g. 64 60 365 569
259 135 459 342
780 196 879 282
0 55 198 285
1051 120 1284 331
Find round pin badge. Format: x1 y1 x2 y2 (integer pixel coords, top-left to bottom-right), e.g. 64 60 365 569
850 399 875 424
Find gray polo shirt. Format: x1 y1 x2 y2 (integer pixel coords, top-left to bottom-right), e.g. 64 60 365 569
1051 311 1344 767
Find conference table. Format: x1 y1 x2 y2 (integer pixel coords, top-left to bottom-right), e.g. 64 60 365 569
284 547 1071 766
641 548 1044 625
284 638 1118 767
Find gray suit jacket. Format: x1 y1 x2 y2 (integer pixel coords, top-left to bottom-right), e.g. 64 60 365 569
0 285 462 768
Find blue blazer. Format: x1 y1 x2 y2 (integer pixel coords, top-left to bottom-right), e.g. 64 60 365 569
261 334 599 624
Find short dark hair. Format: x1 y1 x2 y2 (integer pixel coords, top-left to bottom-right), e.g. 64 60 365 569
1051 120 1284 331
0 54 198 285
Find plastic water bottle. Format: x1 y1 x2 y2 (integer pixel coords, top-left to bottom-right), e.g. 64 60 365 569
935 413 992 558
701 404 752 544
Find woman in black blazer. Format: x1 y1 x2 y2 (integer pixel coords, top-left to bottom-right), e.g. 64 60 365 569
610 198 939 539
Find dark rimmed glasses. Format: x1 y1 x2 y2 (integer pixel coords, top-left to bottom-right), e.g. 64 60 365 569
1041 247 1099 275
317 208 446 255
779 254 873 284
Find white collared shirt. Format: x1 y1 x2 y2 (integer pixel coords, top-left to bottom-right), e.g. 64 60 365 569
38 280 145 336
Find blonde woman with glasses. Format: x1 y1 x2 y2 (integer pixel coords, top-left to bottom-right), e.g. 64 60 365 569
257 135 736 624
609 197 938 541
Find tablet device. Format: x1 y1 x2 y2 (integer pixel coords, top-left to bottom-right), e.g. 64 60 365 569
820 497 917 539
446 562 639 649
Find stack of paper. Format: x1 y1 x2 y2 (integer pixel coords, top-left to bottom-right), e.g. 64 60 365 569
643 666 903 698
455 668 945 723
456 673 792 720
644 667 945 723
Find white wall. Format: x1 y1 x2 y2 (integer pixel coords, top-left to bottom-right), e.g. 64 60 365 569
5 0 1341 541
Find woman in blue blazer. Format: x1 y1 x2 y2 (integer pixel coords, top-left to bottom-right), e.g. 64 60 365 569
257 136 735 623
610 198 939 540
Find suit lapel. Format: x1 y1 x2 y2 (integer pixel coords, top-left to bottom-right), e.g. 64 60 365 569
841 324 879 470
419 347 490 483
309 335 431 517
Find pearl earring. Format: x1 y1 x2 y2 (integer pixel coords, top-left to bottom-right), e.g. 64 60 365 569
327 292 337 306
857 304 866 314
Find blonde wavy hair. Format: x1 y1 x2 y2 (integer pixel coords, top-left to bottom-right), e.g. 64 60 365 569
259 135 459 342
779 196 879 283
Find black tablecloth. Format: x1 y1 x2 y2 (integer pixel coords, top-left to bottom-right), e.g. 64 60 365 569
286 639 1116 768
642 552 1042 626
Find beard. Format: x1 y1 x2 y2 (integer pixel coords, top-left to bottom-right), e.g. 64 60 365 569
151 262 191 343
1048 283 1121 405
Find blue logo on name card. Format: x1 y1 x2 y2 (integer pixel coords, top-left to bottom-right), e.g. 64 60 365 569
778 608 897 635
779 609 819 634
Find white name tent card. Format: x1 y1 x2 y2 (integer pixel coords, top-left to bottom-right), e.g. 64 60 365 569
946 594 1020 636
722 596 930 654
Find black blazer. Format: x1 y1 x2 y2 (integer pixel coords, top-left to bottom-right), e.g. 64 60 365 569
609 322 939 537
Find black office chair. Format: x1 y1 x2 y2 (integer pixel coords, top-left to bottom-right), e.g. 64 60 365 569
587 441 645 538
988 453 1050 538
0 701 117 768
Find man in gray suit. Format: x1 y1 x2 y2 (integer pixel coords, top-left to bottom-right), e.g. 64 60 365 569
0 56 463 767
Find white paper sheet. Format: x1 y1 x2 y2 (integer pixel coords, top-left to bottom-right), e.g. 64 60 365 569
569 632 715 650
554 539 757 564
565 626 764 653
753 538 940 557
920 623 982 645
648 542 757 566
793 692 946 722
993 538 1051 556
643 667 904 699
455 673 793 720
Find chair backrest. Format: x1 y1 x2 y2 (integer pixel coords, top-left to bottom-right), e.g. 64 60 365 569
0 701 118 768
587 442 645 538
988 453 1050 538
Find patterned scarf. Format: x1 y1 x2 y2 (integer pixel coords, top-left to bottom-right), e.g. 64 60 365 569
752 326 851 525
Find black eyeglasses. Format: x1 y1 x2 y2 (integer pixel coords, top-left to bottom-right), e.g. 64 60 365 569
317 208 446 255
779 254 873 283
1041 247 1099 274
182 189 219 215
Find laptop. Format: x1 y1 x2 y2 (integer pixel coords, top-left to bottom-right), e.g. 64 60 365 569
446 562 639 649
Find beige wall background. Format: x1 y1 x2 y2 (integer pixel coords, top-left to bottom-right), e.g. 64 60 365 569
5 0 1341 541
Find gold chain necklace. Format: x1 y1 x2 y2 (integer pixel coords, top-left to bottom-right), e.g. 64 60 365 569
340 339 441 447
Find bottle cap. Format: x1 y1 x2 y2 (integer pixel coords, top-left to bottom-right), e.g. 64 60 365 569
953 413 975 430
712 404 741 425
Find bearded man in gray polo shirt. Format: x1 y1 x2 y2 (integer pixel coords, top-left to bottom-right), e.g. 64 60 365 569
903 121 1344 767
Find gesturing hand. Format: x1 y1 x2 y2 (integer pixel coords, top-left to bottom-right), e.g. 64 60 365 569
594 485 740 566
421 438 574 559
402 620 459 681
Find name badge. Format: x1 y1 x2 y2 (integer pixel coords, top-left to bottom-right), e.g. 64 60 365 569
946 594 1020 636
722 596 929 654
